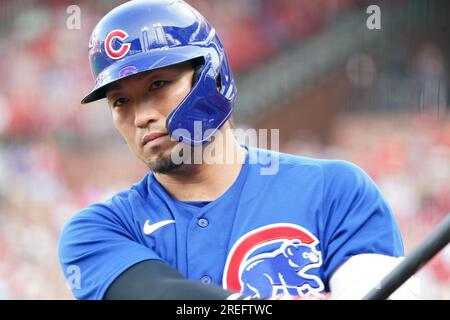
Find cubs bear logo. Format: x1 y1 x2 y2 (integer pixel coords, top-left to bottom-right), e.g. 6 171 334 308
223 223 324 299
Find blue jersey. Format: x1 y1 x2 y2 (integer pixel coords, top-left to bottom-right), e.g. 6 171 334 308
59 147 403 299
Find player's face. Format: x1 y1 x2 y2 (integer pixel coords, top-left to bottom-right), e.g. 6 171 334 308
106 61 195 173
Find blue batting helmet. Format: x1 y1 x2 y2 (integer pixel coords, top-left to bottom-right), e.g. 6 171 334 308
82 0 237 145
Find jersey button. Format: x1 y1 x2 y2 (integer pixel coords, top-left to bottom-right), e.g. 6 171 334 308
200 275 212 284
198 218 209 228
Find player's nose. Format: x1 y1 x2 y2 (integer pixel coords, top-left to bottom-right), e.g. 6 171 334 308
133 100 163 128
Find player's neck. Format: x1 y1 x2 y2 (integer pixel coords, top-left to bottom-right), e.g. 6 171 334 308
154 126 246 202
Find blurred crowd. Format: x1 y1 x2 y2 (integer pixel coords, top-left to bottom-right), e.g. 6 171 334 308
0 0 449 299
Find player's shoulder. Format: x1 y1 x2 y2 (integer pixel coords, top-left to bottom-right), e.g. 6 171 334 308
249 147 373 193
250 147 365 175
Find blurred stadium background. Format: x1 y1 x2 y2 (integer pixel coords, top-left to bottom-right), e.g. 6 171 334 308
0 0 449 299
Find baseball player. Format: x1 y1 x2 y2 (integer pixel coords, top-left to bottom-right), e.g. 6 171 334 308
59 0 418 300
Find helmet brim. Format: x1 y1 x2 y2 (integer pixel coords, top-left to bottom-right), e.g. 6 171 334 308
81 46 206 104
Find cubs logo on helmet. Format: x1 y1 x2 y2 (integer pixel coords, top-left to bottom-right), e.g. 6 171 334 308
104 29 131 60
223 223 324 299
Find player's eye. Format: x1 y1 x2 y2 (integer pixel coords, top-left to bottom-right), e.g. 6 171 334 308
150 80 169 91
112 97 129 107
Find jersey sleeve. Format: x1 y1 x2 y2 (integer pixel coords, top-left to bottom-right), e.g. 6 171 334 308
58 202 161 300
320 160 404 288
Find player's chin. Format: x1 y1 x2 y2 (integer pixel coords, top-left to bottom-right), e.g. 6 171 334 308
145 151 183 174
141 144 182 172
140 146 168 163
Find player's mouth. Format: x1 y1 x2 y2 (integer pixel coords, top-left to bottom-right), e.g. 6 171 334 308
141 132 168 149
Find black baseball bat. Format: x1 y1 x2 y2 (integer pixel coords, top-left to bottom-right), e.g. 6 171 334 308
362 213 450 300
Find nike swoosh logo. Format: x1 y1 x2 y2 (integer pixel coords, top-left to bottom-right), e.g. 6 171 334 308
143 219 175 235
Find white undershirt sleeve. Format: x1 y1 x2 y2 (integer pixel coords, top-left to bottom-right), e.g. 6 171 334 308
329 254 422 299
